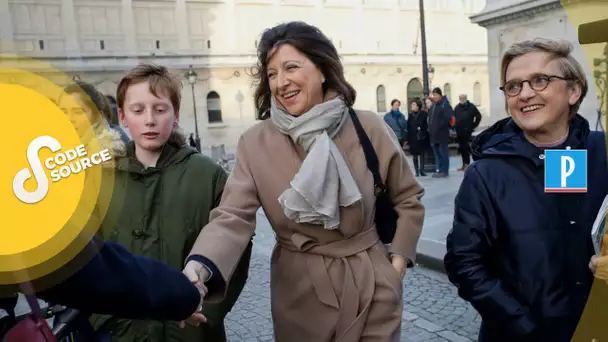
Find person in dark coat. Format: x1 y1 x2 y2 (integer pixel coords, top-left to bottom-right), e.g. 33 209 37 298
383 98 408 147
406 97 429 176
453 94 482 171
444 38 608 342
428 87 453 177
0 236 205 339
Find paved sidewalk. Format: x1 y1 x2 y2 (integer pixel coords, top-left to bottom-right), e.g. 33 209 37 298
414 155 465 270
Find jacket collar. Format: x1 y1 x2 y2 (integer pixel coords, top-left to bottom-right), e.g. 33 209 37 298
470 114 590 167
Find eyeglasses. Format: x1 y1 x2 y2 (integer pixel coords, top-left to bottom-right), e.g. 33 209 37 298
500 74 570 97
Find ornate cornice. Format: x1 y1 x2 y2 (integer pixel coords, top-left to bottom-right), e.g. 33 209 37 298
470 0 562 28
0 52 488 72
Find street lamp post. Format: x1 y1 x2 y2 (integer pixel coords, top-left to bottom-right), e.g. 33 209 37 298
419 0 430 98
186 65 201 152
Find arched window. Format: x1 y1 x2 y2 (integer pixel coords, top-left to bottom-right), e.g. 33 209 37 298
443 83 452 102
406 78 423 104
207 91 222 123
376 85 386 113
473 81 482 105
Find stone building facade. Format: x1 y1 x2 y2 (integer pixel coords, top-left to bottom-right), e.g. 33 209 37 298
1 0 488 148
470 0 608 127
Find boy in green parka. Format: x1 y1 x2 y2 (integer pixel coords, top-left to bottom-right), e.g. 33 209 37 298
90 63 252 342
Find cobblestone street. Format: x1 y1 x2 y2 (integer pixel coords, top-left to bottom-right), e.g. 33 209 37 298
225 208 481 342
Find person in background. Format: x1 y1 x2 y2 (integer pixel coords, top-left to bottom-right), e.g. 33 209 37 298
104 94 131 144
60 81 128 156
428 87 452 178
181 21 425 342
90 63 251 342
453 94 482 171
189 133 197 148
444 38 608 342
425 97 433 112
383 98 408 147
407 97 429 177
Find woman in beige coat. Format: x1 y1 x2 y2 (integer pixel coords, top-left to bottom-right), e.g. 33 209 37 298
182 21 425 341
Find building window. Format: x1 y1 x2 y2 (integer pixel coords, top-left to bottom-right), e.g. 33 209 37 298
443 83 452 102
376 85 386 113
38 40 44 50
100 40 105 50
473 81 481 105
207 91 222 123
207 40 211 49
155 40 160 49
407 78 423 105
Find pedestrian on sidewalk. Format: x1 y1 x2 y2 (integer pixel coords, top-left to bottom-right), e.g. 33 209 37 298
406 97 429 176
89 64 252 342
428 87 452 178
383 98 408 147
444 38 608 342
453 94 481 171
181 21 425 342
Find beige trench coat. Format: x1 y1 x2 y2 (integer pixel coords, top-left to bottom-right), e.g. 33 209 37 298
189 109 425 342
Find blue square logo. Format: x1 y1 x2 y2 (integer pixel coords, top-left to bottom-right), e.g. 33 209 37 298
544 149 587 193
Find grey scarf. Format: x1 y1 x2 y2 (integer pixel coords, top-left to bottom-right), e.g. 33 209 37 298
270 96 362 229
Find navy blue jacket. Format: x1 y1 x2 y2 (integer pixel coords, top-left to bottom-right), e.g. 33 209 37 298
428 96 453 145
0 237 200 323
444 114 608 342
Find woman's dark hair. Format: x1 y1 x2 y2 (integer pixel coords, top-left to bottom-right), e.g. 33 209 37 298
61 81 110 125
411 97 423 111
252 21 356 120
391 99 400 107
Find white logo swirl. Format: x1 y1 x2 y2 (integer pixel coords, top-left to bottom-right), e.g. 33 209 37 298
13 136 62 204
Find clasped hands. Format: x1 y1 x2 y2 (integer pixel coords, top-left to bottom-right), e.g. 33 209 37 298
178 260 210 328
177 254 406 328
589 234 608 284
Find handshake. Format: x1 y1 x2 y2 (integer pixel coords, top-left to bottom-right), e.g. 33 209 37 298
179 260 210 328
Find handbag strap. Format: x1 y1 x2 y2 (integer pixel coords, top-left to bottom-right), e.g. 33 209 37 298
348 108 386 194
19 282 44 320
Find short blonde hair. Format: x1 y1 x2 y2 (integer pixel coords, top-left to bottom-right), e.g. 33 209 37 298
500 38 588 117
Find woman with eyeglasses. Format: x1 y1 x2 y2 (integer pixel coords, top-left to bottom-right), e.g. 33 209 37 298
444 38 608 342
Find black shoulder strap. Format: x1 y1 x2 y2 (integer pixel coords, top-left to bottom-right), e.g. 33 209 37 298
348 108 385 191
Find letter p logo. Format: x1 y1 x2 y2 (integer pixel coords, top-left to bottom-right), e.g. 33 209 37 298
545 149 587 193
561 156 575 187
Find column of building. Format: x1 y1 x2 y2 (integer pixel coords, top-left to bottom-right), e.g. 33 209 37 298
0 0 15 53
61 0 80 56
122 0 137 54
175 0 189 52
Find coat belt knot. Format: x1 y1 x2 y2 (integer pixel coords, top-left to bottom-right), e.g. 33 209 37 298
277 228 379 341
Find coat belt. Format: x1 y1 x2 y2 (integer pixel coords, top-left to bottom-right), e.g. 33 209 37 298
277 228 379 341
